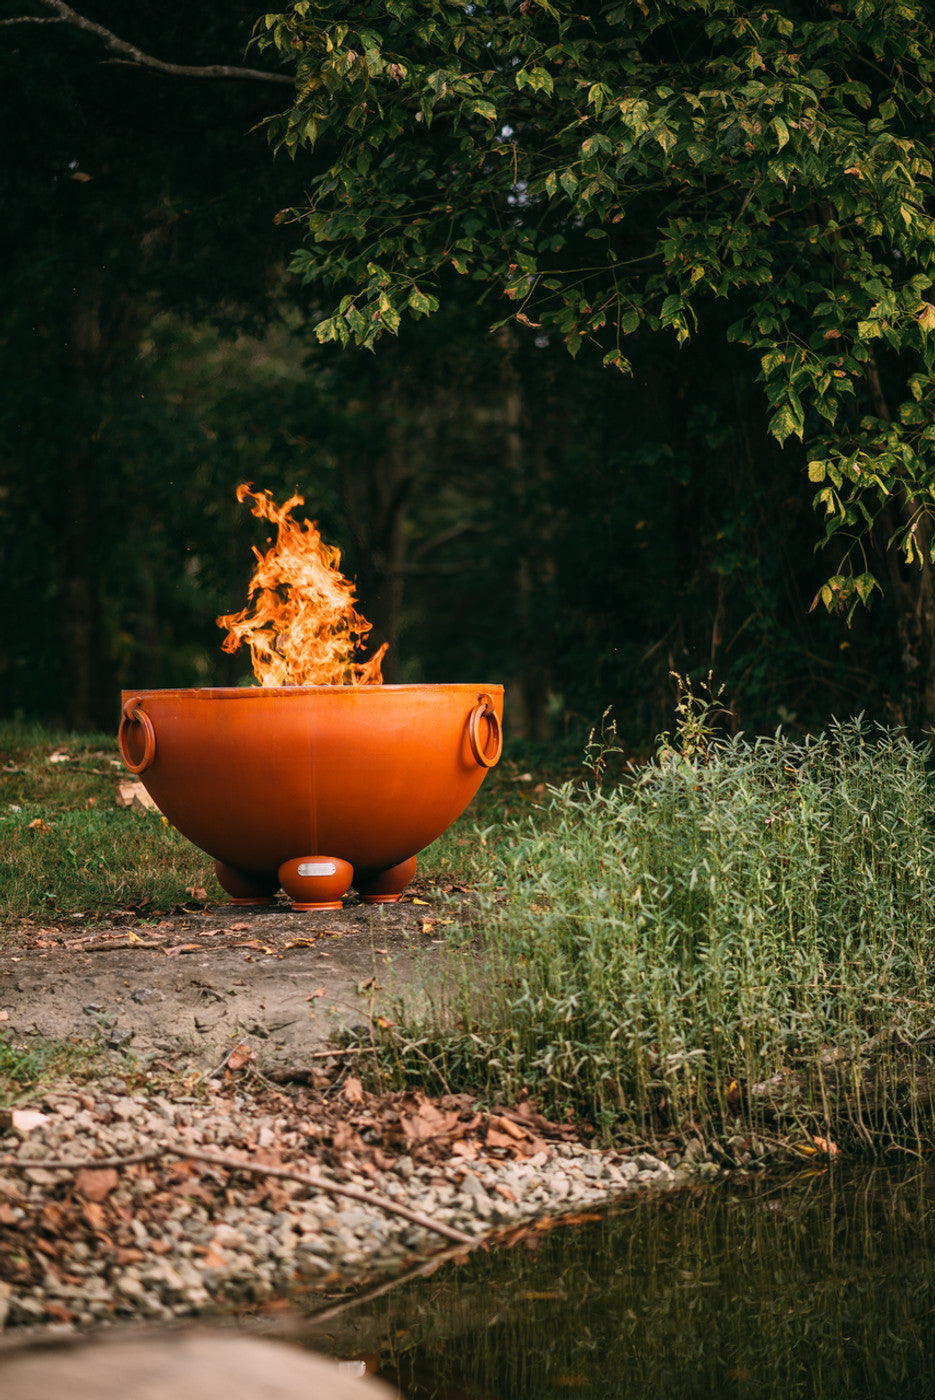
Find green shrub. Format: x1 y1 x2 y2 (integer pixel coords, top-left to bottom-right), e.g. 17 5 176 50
381 719 935 1152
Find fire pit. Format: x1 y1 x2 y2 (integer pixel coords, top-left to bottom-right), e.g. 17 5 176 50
118 683 502 909
117 482 502 909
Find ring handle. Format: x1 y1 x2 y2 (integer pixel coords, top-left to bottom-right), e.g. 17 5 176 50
468 693 503 768
118 697 156 774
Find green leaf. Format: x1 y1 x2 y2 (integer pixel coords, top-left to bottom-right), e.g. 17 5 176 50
770 403 803 445
471 99 498 122
602 349 632 374
660 293 682 323
519 66 554 97
408 287 440 316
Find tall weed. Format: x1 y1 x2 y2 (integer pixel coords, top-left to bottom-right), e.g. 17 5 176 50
382 719 935 1152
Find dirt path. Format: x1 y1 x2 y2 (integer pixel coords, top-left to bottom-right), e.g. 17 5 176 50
0 895 457 1069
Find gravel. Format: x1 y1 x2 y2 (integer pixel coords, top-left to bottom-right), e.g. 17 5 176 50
0 1081 701 1335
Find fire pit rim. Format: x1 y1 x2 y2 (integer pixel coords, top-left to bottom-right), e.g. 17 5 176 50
120 682 502 699
119 683 504 776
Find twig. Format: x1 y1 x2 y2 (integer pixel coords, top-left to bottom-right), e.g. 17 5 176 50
4 1 294 85
304 1241 474 1327
0 1142 476 1246
383 1028 454 1097
0 1148 163 1170
78 940 164 952
190 1045 244 1088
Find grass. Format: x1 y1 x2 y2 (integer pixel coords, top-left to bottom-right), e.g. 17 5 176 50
0 1030 135 1107
0 721 225 930
376 715 935 1156
0 719 539 930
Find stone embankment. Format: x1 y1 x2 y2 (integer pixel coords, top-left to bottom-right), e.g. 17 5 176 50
0 1079 695 1333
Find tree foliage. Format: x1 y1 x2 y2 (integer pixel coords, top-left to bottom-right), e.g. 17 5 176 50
0 0 922 738
260 0 935 616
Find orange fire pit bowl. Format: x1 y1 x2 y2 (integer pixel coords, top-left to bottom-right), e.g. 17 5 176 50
118 684 503 910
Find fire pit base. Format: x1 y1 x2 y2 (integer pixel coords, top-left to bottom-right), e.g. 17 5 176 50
214 862 279 906
278 856 354 910
355 857 418 905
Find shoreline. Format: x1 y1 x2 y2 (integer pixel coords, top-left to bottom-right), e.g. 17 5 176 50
0 1076 695 1336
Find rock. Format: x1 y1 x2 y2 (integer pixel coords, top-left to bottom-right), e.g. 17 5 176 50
0 1331 400 1400
4 1109 50 1136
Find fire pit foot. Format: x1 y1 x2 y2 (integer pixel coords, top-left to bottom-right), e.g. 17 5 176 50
356 856 418 905
278 856 354 911
214 861 280 905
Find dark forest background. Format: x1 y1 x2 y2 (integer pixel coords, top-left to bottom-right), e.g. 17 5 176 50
0 2 909 748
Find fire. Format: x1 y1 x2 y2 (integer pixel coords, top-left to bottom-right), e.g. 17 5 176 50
216 483 387 686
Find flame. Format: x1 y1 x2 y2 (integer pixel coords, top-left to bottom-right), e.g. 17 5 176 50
216 483 387 686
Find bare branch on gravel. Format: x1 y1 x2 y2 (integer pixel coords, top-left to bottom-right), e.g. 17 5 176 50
0 1142 476 1246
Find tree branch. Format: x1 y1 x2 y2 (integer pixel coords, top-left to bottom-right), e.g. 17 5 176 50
0 1141 476 1246
3 1 294 85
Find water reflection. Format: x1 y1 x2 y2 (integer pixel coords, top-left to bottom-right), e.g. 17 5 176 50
301 1167 935 1399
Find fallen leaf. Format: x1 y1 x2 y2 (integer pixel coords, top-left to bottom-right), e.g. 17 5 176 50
343 1075 366 1105
74 1167 120 1202
812 1135 840 1156
47 751 70 764
411 898 430 905
186 885 208 902
488 1113 529 1142
305 986 327 1000
163 944 204 957
44 1302 76 1324
115 780 159 813
27 818 52 833
401 1102 461 1142
226 1044 256 1072
486 1125 522 1151
80 1200 107 1230
0 1010 9 1022
198 1248 228 1269
113 1246 145 1265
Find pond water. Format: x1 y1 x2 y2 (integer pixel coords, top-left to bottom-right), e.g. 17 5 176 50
299 1165 935 1399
